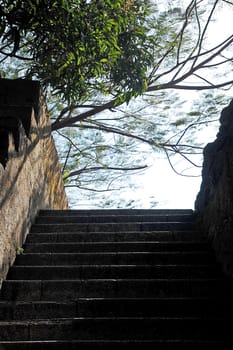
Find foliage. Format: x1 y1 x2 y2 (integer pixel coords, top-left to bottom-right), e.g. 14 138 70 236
16 246 24 255
0 0 154 103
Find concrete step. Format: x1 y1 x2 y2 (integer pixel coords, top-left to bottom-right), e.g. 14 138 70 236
26 231 205 243
39 209 194 216
69 297 233 318
35 214 194 224
1 279 232 301
13 252 216 266
7 265 221 280
22 241 209 253
30 222 195 233
0 317 232 341
1 339 233 349
1 297 232 320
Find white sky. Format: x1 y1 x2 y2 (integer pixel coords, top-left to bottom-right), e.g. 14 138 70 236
122 159 202 210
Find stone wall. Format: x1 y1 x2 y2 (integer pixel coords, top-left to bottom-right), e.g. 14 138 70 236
0 79 68 284
195 99 233 277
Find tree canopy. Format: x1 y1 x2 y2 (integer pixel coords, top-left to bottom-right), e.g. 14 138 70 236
0 0 154 103
1 0 233 206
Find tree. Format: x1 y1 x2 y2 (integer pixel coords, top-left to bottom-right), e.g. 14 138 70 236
1 0 233 206
0 0 153 102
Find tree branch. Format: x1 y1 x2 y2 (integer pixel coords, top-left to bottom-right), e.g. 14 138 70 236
148 80 233 92
65 185 119 192
52 99 119 131
164 148 201 177
64 164 148 180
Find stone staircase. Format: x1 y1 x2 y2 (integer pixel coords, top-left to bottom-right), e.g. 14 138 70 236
0 209 233 348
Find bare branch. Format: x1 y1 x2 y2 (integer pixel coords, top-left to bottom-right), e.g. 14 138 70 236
62 142 72 174
148 79 233 92
55 130 82 154
166 118 219 146
203 56 233 68
68 120 154 145
191 0 219 69
149 0 197 81
192 73 215 86
65 185 119 192
164 148 201 177
64 164 148 180
175 0 200 69
222 0 233 4
166 144 202 167
164 143 203 151
150 31 233 89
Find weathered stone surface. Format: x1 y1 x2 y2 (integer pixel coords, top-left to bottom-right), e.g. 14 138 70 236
195 99 233 277
0 79 68 284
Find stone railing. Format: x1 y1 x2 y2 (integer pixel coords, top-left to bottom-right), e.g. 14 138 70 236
0 79 68 284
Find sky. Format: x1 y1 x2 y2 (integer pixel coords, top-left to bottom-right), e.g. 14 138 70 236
121 158 202 210
108 141 212 210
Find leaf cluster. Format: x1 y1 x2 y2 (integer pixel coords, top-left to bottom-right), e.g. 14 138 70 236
0 0 155 103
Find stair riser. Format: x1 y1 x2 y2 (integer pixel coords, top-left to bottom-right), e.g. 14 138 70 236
0 302 76 320
26 231 205 243
23 242 209 253
1 299 232 320
1 280 231 301
14 253 215 266
35 215 194 224
39 209 194 216
74 298 233 318
0 340 232 350
0 318 232 341
30 223 194 233
7 265 220 280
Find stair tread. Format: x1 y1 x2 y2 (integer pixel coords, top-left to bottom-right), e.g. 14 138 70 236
23 241 208 246
9 264 216 267
35 215 195 224
0 295 229 302
39 209 194 214
13 251 216 266
0 317 232 341
8 264 221 280
1 340 233 350
15 251 212 255
1 339 231 344
30 222 195 233
24 240 205 243
26 231 206 243
0 316 232 323
2 278 227 282
22 242 209 253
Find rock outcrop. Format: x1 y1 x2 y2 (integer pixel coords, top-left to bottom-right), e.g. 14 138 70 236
195 99 233 277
